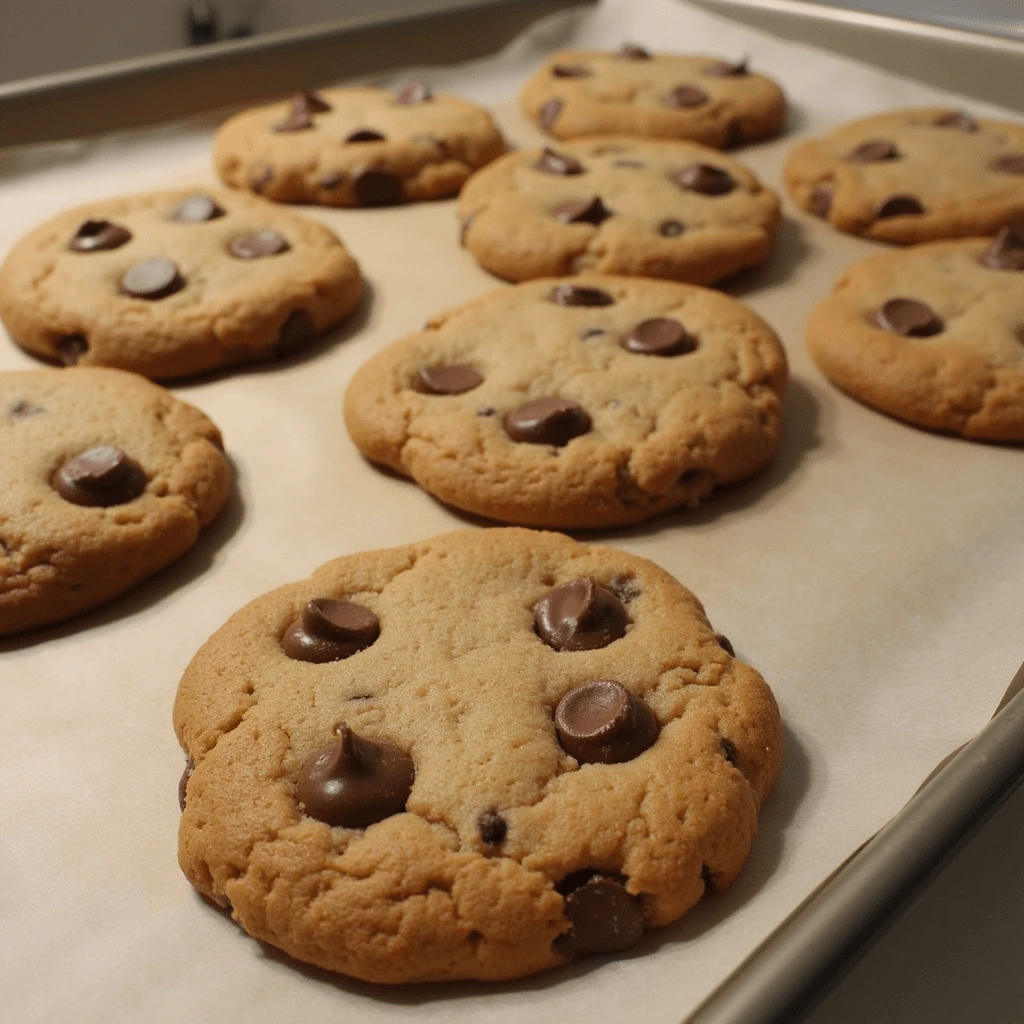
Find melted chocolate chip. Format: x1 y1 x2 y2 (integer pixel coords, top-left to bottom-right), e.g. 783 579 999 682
621 318 694 356
721 737 738 765
715 632 735 656
296 725 415 828
554 679 658 764
353 169 403 206
417 364 483 395
345 129 386 143
934 111 978 132
69 220 132 253
876 195 924 218
539 98 563 131
703 58 748 77
990 154 1024 175
121 258 184 300
56 335 88 366
658 219 685 238
617 44 650 60
394 80 431 105
873 298 944 337
534 577 629 652
251 165 274 192
674 164 736 196
846 139 900 162
551 284 614 307
52 446 147 506
557 873 645 954
552 196 612 226
276 310 316 357
535 147 585 175
178 756 195 812
169 193 223 222
810 185 834 218
552 64 592 78
282 598 380 663
478 810 507 846
504 397 591 446
228 230 290 259
979 227 1024 271
665 85 709 108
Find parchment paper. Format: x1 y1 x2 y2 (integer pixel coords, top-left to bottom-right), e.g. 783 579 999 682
2 1 1022 1021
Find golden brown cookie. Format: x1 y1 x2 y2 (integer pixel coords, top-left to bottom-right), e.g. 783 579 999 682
214 85 505 206
785 108 1024 244
344 276 787 527
175 528 782 983
1 367 230 636
0 187 363 380
459 136 781 285
806 231 1024 441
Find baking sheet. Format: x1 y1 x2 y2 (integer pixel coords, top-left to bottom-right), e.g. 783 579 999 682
1 0 1023 1021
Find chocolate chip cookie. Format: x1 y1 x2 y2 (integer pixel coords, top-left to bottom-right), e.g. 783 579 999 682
344 276 787 527
0 187 363 380
785 108 1024 244
806 232 1024 440
175 527 782 983
214 85 505 206
458 137 781 285
520 47 786 148
1 367 230 636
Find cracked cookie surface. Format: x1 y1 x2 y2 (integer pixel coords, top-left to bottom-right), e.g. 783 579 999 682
459 137 780 285
174 528 782 983
806 234 1024 440
0 367 230 635
343 276 787 527
0 187 363 380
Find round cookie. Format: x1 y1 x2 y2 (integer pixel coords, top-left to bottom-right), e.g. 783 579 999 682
0 187 363 380
214 85 505 206
1 367 230 636
785 108 1024 244
344 276 787 527
806 231 1024 441
175 527 782 983
459 136 781 285
520 46 786 148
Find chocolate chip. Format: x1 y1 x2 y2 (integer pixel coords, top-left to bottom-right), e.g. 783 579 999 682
580 327 608 340
320 171 345 189
178 756 195 812
69 220 132 252
990 154 1024 175
674 164 736 196
552 64 592 78
724 120 746 149
395 80 432 105
504 397 591 446
476 406 497 417
703 58 748 76
8 400 44 420
610 577 641 604
715 632 735 656
617 44 650 60
551 283 614 307
934 111 978 132
345 129 386 143
228 230 290 259
554 680 658 764
52 446 147 506
295 90 332 113
557 873 645 954
535 147 585 175
810 185 833 218
169 193 223 222
353 169 403 206
539 98 563 131
56 335 88 366
251 165 274 192
296 725 415 828
417 364 483 395
613 159 645 169
873 298 944 337
274 106 314 133
622 318 695 356
534 577 629 652
552 196 612 226
876 195 924 218
721 738 738 764
665 85 709 108
658 219 685 238
121 258 184 300
276 310 317 358
282 598 380 663
979 227 1024 271
478 810 507 845
846 139 900 162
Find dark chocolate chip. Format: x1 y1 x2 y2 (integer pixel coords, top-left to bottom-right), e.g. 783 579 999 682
674 163 736 196
990 154 1024 175
554 679 658 764
478 810 507 846
251 165 274 192
934 111 978 132
873 298 944 337
876 195 924 218
539 98 563 131
552 64 592 78
320 171 345 189
613 158 645 168
846 139 900 162
121 258 184 300
552 195 612 226
703 58 748 76
551 283 614 307
533 577 629 652
721 737 738 765
810 185 833 218
715 632 735 656
52 446 147 507
979 227 1024 271
276 310 317 357
504 397 591 446
295 90 332 113
169 193 223 222
610 577 641 604
701 864 714 888
617 44 650 60
178 756 195 812
274 106 314 133
353 169 403 206
296 725 415 828
228 230 290 259
394 80 432 105
56 335 88 366
580 327 608 340
417 364 483 395
8 400 44 420
535 147 585 175
281 598 380 663
665 85 709 109
558 873 645 954
69 219 132 253
621 318 695 356
345 129 386 143
659 219 685 238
